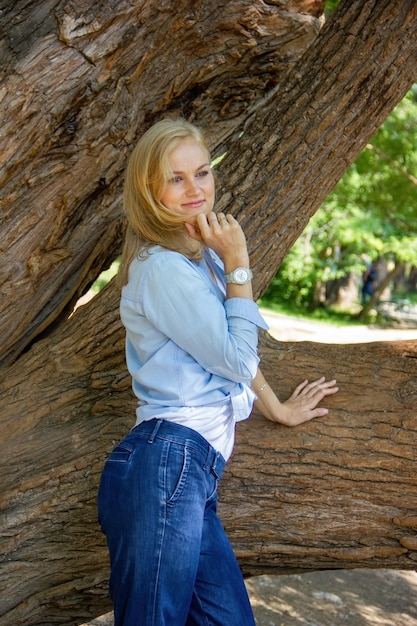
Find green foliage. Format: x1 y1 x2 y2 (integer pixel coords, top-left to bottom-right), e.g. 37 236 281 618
264 89 417 312
325 0 340 16
90 259 120 293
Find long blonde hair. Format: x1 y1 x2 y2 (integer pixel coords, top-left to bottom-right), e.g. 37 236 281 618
118 118 211 286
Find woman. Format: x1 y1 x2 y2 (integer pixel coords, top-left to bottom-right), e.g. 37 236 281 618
98 118 338 626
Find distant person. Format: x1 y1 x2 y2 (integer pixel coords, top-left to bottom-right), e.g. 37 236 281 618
361 254 377 304
97 118 339 626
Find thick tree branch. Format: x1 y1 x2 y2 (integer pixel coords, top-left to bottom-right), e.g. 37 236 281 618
0 0 322 365
0 286 416 625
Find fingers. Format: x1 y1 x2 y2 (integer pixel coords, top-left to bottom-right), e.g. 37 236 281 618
313 378 338 396
198 211 237 228
194 212 222 247
306 380 338 408
283 376 339 426
193 212 223 239
191 212 247 260
307 406 330 420
301 377 338 397
289 379 309 399
289 377 337 401
206 211 236 231
216 212 234 226
184 222 203 242
289 377 338 413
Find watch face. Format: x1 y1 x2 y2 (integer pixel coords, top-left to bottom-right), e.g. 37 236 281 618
225 267 252 284
234 268 249 283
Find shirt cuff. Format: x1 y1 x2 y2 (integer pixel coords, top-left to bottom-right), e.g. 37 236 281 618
225 298 269 331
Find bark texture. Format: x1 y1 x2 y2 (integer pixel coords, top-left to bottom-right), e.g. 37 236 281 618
227 333 417 577
1 0 417 624
0 0 323 366
1 285 416 625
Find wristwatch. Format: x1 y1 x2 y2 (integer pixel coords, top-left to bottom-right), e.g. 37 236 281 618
224 267 253 285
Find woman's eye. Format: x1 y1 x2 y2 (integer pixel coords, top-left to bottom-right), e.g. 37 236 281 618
197 170 209 178
169 176 183 183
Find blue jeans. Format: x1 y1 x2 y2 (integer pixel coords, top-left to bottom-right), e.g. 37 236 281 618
97 418 255 626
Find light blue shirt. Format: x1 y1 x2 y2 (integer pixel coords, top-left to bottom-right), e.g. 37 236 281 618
120 246 268 430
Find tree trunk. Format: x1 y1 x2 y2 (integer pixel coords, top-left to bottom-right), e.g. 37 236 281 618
1 0 417 624
0 0 323 367
1 286 416 625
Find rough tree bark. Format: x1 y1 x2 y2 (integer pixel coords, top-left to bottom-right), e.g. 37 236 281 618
0 0 324 367
1 1 417 625
1 286 416 626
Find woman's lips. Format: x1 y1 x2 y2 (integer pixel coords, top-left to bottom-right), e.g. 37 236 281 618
182 200 205 209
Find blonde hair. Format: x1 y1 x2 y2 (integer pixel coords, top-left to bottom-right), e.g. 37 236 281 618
118 118 211 286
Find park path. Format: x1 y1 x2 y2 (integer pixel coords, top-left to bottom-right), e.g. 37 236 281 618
260 308 417 344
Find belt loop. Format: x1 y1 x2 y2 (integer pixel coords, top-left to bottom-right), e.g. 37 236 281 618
148 419 163 443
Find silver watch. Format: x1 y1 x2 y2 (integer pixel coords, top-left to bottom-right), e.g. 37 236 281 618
224 267 253 285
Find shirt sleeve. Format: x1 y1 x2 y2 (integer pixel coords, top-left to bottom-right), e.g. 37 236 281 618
136 252 267 384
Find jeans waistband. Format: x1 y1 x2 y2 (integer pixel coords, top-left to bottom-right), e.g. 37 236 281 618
131 418 226 479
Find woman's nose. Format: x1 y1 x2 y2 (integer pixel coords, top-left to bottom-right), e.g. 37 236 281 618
185 178 199 195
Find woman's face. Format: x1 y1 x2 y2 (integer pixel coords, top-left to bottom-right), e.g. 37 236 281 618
159 137 215 219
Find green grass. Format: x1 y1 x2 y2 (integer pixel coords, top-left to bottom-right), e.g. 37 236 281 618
257 298 365 327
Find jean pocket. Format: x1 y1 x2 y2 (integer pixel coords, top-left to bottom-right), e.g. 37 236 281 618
107 443 134 463
165 443 191 506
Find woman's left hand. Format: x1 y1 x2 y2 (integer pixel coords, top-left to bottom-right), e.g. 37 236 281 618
274 377 338 426
253 371 338 427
